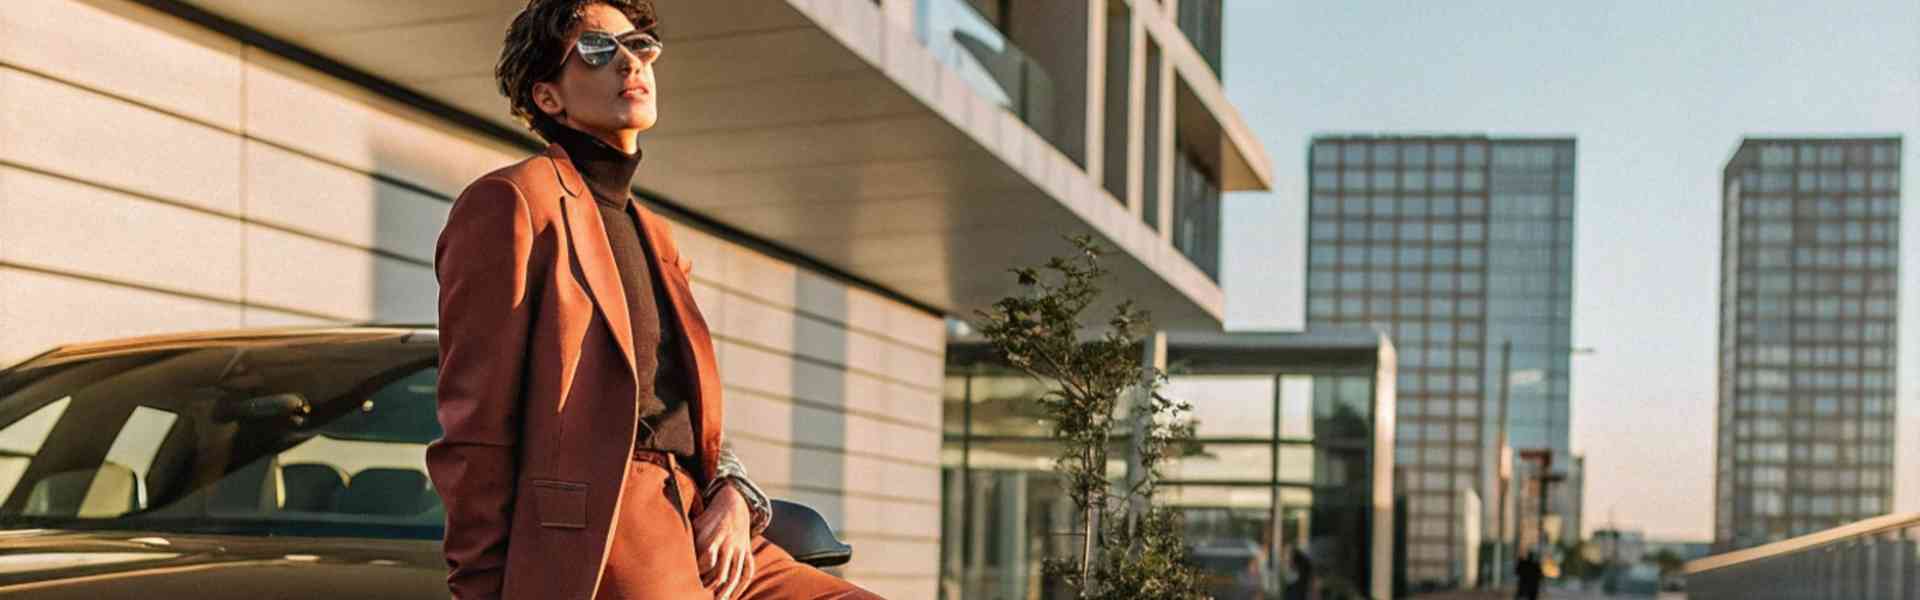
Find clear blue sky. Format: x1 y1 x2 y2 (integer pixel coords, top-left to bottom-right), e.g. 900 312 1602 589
1217 0 1920 540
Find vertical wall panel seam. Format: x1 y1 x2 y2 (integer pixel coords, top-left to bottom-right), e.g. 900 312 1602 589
237 44 250 323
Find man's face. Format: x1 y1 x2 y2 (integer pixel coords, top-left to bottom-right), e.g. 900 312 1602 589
536 3 659 138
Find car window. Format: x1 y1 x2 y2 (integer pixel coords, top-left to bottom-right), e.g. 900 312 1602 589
0 338 444 539
22 405 181 518
0 397 71 502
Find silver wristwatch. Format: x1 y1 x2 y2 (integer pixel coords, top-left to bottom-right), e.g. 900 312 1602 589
703 440 773 536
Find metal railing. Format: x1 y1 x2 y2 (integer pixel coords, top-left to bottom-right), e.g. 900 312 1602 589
914 0 1061 154
1685 512 1920 599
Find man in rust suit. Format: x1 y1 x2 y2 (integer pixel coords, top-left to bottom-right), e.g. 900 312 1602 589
426 1 885 599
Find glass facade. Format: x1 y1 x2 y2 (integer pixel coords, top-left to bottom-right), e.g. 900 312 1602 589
1162 372 1379 599
1305 136 1576 583
1715 137 1903 551
939 332 1394 599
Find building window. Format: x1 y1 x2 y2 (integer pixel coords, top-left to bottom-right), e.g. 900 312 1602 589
1173 146 1222 281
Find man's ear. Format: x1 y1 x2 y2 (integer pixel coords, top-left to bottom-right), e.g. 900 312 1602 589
533 81 565 118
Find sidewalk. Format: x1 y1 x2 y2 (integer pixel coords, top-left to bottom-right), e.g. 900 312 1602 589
1409 588 1513 600
1409 586 1678 600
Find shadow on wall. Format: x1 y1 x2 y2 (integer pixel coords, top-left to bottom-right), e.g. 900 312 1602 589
365 162 446 327
356 84 480 328
235 47 463 329
791 272 851 533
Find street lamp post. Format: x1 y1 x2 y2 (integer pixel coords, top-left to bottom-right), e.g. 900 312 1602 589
1492 343 1595 585
1494 339 1513 588
1523 450 1565 555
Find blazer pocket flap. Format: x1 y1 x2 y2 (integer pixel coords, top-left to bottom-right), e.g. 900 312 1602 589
530 479 588 529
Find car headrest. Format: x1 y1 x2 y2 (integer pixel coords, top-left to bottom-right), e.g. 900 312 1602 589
278 463 349 512
335 468 430 516
208 458 277 515
22 463 142 517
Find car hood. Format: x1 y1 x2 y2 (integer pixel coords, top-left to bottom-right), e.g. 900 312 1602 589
0 529 446 598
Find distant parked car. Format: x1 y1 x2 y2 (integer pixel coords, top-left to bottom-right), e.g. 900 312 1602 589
0 326 849 598
1603 562 1662 596
1660 572 1686 591
1190 539 1277 600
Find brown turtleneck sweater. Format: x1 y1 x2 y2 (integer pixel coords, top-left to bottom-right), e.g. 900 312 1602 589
548 123 695 458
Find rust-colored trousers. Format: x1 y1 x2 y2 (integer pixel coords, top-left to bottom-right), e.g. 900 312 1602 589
594 449 884 600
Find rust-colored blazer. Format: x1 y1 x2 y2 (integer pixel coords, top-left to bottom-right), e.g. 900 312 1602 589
425 142 726 600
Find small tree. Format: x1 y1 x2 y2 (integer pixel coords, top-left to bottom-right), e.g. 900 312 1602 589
974 235 1207 600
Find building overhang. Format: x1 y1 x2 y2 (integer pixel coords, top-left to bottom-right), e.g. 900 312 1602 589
167 0 1233 329
1135 4 1273 193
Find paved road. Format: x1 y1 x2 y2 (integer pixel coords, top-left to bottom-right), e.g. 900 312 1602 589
1412 587 1685 600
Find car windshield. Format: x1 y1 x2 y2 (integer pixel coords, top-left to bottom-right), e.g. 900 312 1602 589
0 335 443 540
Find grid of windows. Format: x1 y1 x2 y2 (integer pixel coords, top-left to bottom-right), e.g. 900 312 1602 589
1484 142 1576 459
1307 136 1576 581
1715 138 1902 550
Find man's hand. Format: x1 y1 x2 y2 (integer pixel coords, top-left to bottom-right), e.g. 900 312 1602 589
693 484 755 600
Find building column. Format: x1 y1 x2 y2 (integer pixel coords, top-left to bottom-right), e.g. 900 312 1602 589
941 467 966 593
1154 38 1177 243
1125 329 1169 516
1083 0 1107 187
1123 7 1147 217
995 471 1029 599
967 472 991 591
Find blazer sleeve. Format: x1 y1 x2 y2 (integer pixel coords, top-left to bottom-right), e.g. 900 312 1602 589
425 176 540 600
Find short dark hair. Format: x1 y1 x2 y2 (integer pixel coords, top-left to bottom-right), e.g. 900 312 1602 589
496 0 658 142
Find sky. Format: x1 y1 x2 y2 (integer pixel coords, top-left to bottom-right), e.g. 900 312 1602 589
1216 0 1920 541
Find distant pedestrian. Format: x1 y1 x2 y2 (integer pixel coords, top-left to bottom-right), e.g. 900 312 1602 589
1283 548 1315 600
1514 552 1543 600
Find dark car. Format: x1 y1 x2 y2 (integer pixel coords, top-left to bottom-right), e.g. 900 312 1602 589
0 326 848 597
1189 539 1276 600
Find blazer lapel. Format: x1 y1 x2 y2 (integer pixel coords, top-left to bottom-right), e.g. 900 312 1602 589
545 143 639 380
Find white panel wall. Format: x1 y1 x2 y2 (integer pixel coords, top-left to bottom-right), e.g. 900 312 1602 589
676 225 946 598
0 1 945 597
0 0 488 335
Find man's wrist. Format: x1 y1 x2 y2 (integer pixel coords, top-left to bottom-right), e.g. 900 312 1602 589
705 475 772 535
708 440 773 535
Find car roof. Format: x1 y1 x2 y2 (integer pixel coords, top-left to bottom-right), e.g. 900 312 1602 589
4 324 438 373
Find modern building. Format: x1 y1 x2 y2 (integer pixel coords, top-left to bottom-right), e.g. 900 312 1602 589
1714 137 1903 552
1306 135 1578 583
0 0 1270 597
942 328 1397 600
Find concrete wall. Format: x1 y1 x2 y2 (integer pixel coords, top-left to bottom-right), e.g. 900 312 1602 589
0 0 944 596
